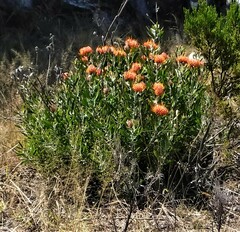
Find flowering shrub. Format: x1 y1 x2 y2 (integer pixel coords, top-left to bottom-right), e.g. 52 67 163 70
18 32 209 186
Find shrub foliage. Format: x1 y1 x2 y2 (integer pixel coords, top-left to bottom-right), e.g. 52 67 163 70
184 0 240 96
17 28 209 195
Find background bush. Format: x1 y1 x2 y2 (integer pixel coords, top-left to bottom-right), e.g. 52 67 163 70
184 0 240 97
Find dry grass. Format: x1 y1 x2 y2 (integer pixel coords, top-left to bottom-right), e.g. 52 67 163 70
0 119 21 167
1 161 239 231
0 102 22 169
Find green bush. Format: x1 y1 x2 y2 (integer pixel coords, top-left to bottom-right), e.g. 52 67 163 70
17 29 209 188
184 0 240 96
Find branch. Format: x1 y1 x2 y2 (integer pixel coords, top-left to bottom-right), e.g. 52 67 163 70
103 0 129 44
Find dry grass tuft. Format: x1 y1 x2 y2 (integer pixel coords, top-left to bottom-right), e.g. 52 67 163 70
0 119 21 167
0 102 23 169
1 160 239 231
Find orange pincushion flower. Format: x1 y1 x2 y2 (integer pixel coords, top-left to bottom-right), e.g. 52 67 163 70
109 46 116 53
79 46 93 56
149 53 154 60
130 62 142 73
151 104 169 116
177 55 204 67
113 48 126 57
81 56 88 62
188 59 204 67
141 55 147 61
86 64 97 74
96 46 102 53
96 68 102 76
176 56 189 64
143 39 158 49
132 82 146 92
124 71 137 81
153 54 166 64
153 82 165 96
96 45 110 54
125 38 139 49
102 45 110 53
161 52 169 59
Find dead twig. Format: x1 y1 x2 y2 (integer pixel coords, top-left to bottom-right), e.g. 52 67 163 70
103 0 129 44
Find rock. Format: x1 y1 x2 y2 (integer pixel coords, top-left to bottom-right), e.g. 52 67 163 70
63 0 98 10
0 0 32 9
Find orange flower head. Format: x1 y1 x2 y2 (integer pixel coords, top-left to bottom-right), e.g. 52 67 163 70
96 45 110 54
81 56 88 62
96 68 102 76
141 55 147 61
149 53 154 60
86 64 97 74
130 62 142 73
188 59 204 67
109 46 116 53
153 82 165 96
151 104 169 116
161 52 169 59
102 45 110 53
143 40 158 50
153 54 166 64
132 82 146 93
124 71 137 81
113 48 127 57
79 46 93 56
96 46 102 53
176 56 189 64
125 38 139 49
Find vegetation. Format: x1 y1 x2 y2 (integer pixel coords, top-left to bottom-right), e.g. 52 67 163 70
0 1 239 231
184 0 240 97
18 37 206 170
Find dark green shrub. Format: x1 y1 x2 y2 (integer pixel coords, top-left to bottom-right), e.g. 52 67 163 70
184 0 240 96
